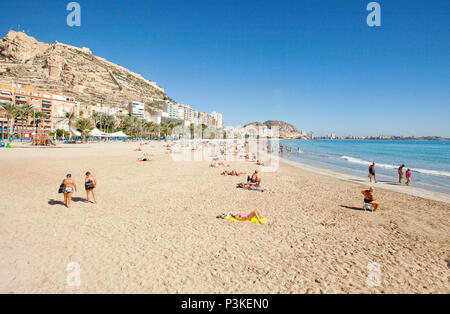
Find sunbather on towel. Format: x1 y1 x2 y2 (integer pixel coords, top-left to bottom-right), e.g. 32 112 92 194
217 210 265 224
210 162 229 167
237 182 265 192
233 209 264 224
221 170 245 176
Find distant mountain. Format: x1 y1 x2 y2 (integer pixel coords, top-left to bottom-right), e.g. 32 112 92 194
243 120 301 139
0 30 168 110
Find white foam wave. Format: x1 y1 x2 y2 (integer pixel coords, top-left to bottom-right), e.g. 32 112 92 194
340 156 450 178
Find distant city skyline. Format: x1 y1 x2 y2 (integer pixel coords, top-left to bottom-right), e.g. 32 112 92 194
1 0 449 136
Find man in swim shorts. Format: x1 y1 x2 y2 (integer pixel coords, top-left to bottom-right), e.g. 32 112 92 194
369 162 377 183
361 187 379 211
398 164 405 183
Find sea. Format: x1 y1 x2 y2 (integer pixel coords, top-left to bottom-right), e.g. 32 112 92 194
279 140 450 195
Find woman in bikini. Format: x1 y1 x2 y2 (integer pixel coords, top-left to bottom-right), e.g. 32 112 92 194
232 209 264 224
85 171 97 204
62 174 77 208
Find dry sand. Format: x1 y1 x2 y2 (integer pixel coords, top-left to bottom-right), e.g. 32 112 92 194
0 142 449 293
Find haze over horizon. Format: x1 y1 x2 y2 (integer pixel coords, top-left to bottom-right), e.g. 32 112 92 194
1 0 449 137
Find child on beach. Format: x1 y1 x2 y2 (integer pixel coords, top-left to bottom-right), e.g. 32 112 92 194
406 169 412 186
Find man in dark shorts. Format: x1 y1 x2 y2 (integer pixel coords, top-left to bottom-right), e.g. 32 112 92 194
361 187 379 211
369 162 377 183
398 164 405 183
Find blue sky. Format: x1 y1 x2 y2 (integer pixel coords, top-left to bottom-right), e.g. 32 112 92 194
1 0 449 136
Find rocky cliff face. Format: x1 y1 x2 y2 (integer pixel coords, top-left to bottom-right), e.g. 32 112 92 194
0 31 167 109
243 120 301 139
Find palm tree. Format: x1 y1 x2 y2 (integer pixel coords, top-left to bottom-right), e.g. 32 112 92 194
19 104 34 139
30 110 47 143
75 118 94 143
64 112 76 139
0 102 20 139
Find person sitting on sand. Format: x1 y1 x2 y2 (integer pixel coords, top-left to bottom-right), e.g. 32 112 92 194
248 170 261 185
406 168 412 186
84 171 97 204
237 182 265 192
398 164 405 183
361 187 379 211
221 170 245 176
62 174 77 208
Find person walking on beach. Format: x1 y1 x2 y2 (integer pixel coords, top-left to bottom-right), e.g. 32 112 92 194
62 174 77 208
398 164 405 183
85 171 97 203
361 187 379 211
405 168 412 186
369 162 377 183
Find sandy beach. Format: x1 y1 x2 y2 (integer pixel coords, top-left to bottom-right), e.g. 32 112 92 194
0 141 449 294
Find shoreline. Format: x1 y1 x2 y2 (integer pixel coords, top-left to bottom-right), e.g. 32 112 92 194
280 157 450 204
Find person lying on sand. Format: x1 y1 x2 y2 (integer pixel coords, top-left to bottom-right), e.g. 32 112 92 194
233 209 264 224
221 170 245 176
217 209 265 224
256 160 265 166
248 170 261 185
138 153 151 162
361 187 379 211
237 182 265 192
210 162 229 167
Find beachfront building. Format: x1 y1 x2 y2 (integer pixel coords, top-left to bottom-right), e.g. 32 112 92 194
128 101 145 119
0 82 78 137
211 111 223 128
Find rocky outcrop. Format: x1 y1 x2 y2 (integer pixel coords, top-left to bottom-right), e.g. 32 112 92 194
0 30 167 108
243 120 301 139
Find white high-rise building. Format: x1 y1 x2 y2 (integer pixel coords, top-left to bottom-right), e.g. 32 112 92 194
129 101 145 119
211 111 223 128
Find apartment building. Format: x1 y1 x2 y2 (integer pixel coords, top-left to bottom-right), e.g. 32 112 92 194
128 101 145 119
0 83 78 137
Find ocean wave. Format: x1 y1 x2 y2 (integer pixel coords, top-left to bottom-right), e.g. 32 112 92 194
340 156 450 178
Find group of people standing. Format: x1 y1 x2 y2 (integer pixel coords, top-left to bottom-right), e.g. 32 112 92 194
60 172 97 208
368 162 412 186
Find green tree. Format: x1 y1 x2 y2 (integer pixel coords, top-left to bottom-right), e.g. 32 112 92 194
75 118 94 143
0 102 20 139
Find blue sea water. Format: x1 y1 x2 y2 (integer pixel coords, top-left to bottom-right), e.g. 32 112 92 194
279 140 450 194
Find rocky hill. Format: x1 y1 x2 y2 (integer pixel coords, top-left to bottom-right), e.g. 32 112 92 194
0 31 168 109
243 120 301 139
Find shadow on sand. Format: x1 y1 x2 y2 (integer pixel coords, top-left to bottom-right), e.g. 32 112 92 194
48 197 86 206
340 205 364 211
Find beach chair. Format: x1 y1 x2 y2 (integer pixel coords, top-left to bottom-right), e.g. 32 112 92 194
363 202 374 212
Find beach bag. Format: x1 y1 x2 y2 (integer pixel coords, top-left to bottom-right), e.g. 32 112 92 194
58 183 66 194
85 181 95 190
